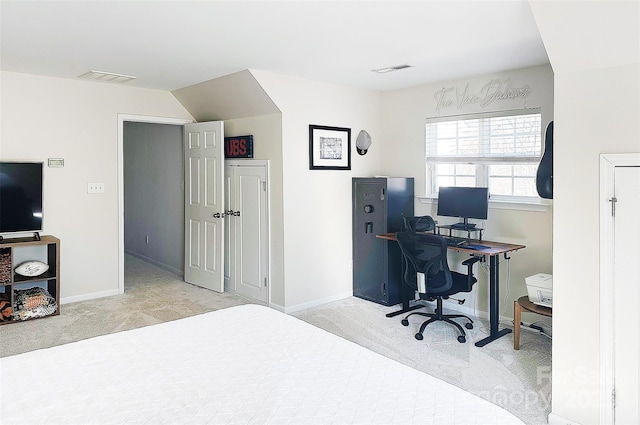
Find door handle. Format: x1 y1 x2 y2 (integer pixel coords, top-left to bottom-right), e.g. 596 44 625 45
213 212 221 218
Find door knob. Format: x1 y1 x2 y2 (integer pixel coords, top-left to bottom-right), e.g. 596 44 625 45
213 212 221 218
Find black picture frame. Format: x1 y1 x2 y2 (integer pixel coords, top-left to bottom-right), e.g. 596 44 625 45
309 125 351 170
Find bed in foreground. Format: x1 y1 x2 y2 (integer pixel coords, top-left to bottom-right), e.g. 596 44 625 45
1 304 523 424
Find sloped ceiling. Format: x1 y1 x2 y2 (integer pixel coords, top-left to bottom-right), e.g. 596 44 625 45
171 70 280 121
529 0 639 74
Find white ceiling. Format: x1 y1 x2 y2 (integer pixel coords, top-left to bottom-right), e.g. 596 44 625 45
0 0 550 92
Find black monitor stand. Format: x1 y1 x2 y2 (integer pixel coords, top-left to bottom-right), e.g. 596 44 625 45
451 219 476 230
436 222 484 241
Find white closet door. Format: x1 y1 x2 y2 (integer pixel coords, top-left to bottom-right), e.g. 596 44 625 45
224 161 269 303
614 166 640 424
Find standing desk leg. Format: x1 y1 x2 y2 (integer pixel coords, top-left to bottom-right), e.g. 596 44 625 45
475 254 512 347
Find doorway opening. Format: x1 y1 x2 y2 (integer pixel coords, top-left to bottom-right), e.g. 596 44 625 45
117 114 192 295
117 114 271 306
123 121 186 290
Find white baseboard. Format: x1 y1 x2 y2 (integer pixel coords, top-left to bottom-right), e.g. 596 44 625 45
548 412 582 425
439 298 490 321
269 302 285 313
125 250 183 276
284 291 352 314
61 252 179 306
61 288 120 305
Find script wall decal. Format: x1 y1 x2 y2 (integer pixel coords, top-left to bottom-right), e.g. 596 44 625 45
434 78 531 113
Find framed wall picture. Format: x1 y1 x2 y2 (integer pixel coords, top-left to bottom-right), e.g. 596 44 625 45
309 125 351 170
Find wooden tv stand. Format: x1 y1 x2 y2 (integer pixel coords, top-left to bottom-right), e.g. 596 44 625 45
0 235 60 325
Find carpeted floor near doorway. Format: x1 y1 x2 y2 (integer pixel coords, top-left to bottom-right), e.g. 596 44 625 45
0 254 249 357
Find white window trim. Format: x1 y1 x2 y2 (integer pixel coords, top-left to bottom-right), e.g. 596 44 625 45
417 195 551 213
425 108 546 205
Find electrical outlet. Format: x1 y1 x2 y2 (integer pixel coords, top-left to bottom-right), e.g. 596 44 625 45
87 182 105 194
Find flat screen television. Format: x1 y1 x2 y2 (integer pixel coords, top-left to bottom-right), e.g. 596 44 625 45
0 161 44 235
436 186 488 229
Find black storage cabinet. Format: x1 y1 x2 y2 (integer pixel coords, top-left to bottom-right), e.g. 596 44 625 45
352 177 414 306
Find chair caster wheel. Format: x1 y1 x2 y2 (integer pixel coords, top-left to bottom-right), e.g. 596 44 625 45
415 333 424 340
457 335 466 343
465 323 473 329
401 319 409 326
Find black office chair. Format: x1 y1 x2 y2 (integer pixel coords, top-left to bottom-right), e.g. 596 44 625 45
402 215 436 232
395 231 482 343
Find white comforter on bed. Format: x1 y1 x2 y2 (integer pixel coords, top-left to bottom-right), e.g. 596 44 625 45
0 304 523 424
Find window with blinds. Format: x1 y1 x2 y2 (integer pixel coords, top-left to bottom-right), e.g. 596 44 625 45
425 109 542 200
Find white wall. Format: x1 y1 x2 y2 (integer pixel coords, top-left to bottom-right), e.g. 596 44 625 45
0 71 193 302
251 70 382 311
380 65 554 322
251 66 554 316
530 1 640 422
223 113 285 307
552 65 640 424
0 65 554 326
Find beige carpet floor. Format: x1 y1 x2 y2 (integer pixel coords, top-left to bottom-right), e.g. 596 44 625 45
0 254 551 424
0 254 250 357
293 297 552 425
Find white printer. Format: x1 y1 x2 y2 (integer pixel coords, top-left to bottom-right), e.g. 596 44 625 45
525 273 553 308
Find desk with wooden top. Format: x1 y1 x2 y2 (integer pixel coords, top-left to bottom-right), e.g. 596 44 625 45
376 233 526 347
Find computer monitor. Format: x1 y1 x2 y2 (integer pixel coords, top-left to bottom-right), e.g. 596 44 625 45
436 186 489 229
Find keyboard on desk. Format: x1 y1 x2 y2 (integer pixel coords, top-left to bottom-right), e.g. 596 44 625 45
443 236 466 246
442 236 491 251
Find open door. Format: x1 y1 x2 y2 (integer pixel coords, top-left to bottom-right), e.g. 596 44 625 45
184 121 224 292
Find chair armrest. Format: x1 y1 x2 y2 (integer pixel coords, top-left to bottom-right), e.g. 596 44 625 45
462 256 482 290
462 256 482 266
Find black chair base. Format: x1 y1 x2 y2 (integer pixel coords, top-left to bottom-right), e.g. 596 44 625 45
401 297 474 343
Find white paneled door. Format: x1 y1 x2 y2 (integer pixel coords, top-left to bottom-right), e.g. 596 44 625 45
184 121 225 292
224 161 269 303
614 166 640 424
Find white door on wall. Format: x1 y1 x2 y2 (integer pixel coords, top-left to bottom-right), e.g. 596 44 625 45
183 121 225 292
224 161 269 303
614 166 640 424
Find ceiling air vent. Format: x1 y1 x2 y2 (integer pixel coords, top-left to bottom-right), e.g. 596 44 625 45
78 70 137 84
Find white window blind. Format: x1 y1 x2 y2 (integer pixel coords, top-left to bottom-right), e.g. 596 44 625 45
425 109 542 199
